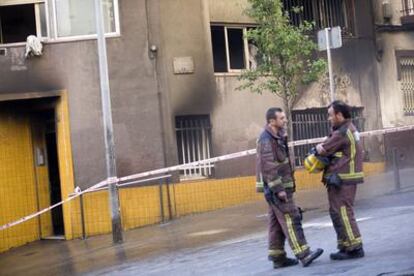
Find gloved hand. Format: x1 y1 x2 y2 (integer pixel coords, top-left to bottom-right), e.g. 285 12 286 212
326 173 342 188
264 185 275 204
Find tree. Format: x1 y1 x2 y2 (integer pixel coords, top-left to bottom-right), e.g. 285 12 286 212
238 0 326 140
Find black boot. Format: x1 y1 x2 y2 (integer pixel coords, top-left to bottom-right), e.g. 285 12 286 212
271 256 299 269
300 248 324 267
330 248 364 260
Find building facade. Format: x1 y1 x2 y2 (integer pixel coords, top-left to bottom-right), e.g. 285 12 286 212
0 0 385 252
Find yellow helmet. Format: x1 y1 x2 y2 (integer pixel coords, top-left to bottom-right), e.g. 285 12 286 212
304 154 325 174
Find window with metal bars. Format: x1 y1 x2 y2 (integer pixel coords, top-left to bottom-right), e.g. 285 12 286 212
175 115 213 180
399 57 414 115
282 0 356 36
292 107 364 166
402 0 414 16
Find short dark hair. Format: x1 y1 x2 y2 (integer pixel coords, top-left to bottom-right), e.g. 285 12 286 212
266 107 283 123
328 100 351 119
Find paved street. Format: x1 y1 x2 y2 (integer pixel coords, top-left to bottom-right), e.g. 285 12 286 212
1 168 414 276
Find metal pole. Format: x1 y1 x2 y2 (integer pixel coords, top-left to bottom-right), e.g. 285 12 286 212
325 28 335 102
94 0 123 243
80 194 86 239
392 147 401 190
159 179 165 223
166 177 173 220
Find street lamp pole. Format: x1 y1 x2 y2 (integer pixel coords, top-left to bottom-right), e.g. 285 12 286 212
94 0 123 243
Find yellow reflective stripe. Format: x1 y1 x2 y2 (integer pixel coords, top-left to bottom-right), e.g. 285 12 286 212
346 129 356 174
334 152 343 158
338 172 364 179
342 237 362 247
274 159 289 165
285 214 302 255
268 249 286 257
268 178 283 189
340 206 356 242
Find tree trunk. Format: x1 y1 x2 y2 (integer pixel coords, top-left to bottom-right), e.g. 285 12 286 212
282 87 296 169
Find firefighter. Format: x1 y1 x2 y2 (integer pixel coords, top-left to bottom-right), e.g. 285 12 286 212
256 107 323 269
316 100 365 260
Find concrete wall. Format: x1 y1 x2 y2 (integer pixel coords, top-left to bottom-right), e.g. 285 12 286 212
373 0 414 127
0 0 165 189
209 0 254 24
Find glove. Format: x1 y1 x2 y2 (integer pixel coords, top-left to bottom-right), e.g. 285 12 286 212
264 185 275 204
326 173 342 188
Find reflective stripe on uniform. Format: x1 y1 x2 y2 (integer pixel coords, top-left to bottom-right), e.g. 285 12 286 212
340 206 362 246
337 130 363 181
346 129 356 174
284 214 309 255
268 249 286 257
268 178 283 189
338 172 364 179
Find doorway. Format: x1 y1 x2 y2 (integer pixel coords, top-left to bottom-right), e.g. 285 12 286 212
43 110 64 237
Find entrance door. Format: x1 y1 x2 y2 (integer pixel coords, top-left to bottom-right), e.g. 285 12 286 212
44 111 64 237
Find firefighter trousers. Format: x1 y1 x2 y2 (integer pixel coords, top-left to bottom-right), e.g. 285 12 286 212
268 190 310 260
328 184 363 251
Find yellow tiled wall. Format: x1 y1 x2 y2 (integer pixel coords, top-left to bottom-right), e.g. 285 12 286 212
0 112 39 252
65 162 387 238
56 92 76 240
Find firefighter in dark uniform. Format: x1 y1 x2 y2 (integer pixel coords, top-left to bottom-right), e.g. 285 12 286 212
316 100 365 260
256 107 323 269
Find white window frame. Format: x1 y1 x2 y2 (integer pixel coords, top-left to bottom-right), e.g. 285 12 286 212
51 0 120 42
212 24 254 75
0 0 120 47
0 0 49 46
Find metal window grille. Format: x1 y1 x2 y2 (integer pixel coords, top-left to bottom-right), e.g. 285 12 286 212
292 107 364 166
175 115 213 179
400 57 414 115
402 0 414 16
282 0 355 36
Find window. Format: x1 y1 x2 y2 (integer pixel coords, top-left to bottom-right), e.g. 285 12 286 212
292 107 364 166
175 115 213 179
0 0 119 45
0 1 47 44
54 0 117 38
397 55 414 115
402 0 414 16
282 0 356 36
210 25 259 73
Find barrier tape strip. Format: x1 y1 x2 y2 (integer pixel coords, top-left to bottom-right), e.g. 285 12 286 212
2 124 414 231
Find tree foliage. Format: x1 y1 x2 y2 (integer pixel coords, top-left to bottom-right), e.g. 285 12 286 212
238 0 326 137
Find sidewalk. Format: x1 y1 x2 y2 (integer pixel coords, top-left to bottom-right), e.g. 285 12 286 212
1 168 413 276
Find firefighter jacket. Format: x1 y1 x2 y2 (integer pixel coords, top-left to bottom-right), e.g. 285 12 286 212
318 120 364 185
256 125 295 193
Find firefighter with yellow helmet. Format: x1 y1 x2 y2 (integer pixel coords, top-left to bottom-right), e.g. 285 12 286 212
314 100 365 261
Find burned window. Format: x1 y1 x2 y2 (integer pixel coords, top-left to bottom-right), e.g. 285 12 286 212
210 25 259 73
282 0 356 36
211 26 227 73
227 28 245 70
0 2 47 44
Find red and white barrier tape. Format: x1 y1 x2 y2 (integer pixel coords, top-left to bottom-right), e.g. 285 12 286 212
1 124 413 231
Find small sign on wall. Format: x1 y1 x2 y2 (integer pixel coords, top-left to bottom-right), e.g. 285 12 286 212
173 56 194 74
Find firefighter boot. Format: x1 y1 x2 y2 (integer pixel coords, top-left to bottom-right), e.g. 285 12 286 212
300 248 324 267
330 248 364 260
269 256 299 269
